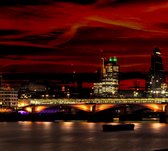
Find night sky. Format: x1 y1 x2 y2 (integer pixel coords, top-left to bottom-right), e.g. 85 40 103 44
0 0 168 74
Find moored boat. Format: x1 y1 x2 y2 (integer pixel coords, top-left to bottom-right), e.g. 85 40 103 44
102 123 134 132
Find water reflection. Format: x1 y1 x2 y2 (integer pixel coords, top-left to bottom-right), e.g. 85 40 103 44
151 123 163 130
0 121 167 151
81 122 96 130
133 122 142 130
18 121 33 132
60 122 74 131
18 121 32 125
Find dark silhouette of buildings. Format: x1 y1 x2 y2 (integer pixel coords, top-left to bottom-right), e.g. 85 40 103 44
146 48 167 97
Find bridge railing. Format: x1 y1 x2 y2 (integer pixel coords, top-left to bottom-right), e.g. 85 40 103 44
19 98 168 105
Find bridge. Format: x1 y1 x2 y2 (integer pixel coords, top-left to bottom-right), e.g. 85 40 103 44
19 98 168 114
28 98 168 104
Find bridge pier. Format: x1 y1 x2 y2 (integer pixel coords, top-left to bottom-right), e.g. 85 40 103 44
31 105 36 113
87 104 114 122
91 104 96 113
160 104 168 123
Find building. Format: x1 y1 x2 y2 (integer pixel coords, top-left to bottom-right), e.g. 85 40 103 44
93 56 119 97
0 75 18 109
146 48 167 97
0 87 18 109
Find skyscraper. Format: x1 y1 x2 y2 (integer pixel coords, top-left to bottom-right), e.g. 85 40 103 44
146 48 167 97
93 56 119 98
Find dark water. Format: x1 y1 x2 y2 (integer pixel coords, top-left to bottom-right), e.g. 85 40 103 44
0 121 168 151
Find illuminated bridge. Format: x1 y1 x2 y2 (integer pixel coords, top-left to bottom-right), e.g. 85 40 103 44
28 98 168 105
19 98 168 114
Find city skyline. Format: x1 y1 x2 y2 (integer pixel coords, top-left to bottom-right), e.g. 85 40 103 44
0 0 168 74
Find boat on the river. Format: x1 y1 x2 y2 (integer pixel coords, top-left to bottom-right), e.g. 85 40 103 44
102 123 135 132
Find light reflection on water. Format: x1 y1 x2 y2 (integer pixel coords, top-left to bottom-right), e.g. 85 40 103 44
0 121 167 151
83 122 96 130
60 121 75 131
150 123 165 131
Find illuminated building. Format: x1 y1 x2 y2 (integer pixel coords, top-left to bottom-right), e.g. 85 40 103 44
93 56 119 97
0 88 18 108
0 75 18 108
146 48 167 97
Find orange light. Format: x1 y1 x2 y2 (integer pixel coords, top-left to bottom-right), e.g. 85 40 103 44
71 104 115 112
25 107 32 113
151 123 164 130
18 121 32 125
71 105 92 112
61 122 74 131
35 106 47 113
0 108 12 112
142 104 162 112
18 100 30 107
96 104 115 112
162 104 167 112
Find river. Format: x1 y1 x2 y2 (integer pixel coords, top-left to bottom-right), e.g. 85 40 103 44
0 121 167 151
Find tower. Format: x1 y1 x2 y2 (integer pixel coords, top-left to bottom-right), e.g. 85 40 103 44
93 56 119 98
146 48 167 97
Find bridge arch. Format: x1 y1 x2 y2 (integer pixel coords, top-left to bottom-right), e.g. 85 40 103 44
70 104 167 113
21 103 167 114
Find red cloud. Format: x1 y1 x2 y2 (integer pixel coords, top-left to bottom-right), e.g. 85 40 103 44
0 1 168 73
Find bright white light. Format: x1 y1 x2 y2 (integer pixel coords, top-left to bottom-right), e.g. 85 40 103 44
156 52 161 55
161 90 165 94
